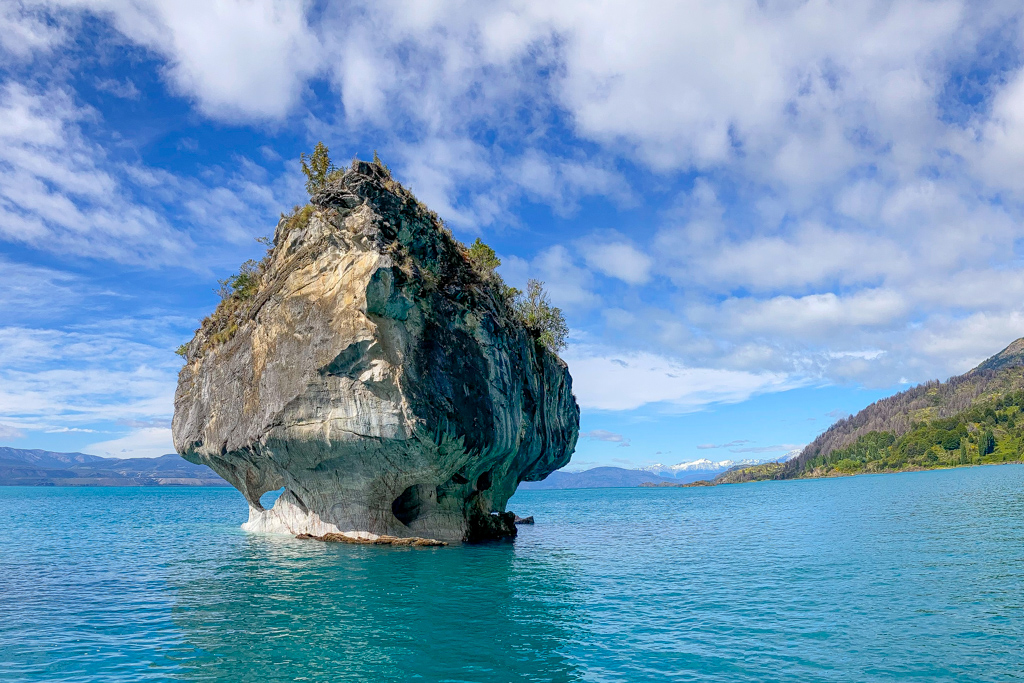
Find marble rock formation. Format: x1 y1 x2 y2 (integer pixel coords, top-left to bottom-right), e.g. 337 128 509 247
172 160 579 543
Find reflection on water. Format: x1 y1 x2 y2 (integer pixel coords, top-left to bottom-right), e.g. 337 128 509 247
2 465 1024 682
170 534 583 682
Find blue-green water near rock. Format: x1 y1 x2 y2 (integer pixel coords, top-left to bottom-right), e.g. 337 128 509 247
2 464 1023 682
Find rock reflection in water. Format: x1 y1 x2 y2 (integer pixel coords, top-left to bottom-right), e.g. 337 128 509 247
170 534 583 682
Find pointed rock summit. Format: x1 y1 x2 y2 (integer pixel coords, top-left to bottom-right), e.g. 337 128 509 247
970 337 1024 374
172 159 579 542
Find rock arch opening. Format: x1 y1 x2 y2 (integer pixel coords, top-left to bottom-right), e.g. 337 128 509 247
392 484 434 526
258 487 285 511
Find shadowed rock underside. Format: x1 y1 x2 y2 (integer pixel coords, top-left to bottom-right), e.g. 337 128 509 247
172 160 579 543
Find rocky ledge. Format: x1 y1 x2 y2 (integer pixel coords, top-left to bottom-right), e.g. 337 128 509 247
296 532 448 547
172 159 578 543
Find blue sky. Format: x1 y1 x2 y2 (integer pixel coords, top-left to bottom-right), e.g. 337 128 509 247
3 1 1024 467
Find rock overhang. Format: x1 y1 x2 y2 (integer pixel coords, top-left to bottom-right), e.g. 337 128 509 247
173 159 579 543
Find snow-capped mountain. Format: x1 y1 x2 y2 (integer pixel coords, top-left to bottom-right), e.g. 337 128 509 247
520 449 806 490
640 450 802 479
640 459 763 477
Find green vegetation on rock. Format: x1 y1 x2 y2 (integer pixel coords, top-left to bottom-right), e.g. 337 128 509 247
300 141 337 195
467 238 502 273
178 143 569 360
216 259 261 301
278 204 314 241
199 257 267 349
513 279 568 353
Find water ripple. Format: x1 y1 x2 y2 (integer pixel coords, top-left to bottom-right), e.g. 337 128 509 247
1 465 1023 681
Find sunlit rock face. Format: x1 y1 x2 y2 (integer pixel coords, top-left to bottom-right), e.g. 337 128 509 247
172 161 579 543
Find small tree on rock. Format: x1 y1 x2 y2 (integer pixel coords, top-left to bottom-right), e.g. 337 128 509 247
300 141 335 196
216 259 261 301
514 279 568 353
467 238 501 274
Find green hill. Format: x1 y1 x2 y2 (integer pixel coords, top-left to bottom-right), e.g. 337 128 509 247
782 338 1024 478
713 462 785 484
719 338 1024 484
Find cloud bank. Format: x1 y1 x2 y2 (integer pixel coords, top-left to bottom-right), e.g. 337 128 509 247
5 1 1024 449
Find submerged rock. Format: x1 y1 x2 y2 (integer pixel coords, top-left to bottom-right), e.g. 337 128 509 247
296 532 447 547
172 160 579 543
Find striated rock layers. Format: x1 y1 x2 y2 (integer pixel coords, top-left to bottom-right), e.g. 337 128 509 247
172 160 579 543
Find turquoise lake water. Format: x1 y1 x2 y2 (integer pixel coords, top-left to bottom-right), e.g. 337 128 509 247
2 464 1023 682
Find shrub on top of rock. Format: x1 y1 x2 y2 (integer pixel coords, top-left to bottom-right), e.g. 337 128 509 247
179 143 570 358
300 141 336 196
467 238 501 274
513 279 568 353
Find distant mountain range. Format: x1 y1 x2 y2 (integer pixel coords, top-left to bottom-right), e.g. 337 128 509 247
518 467 681 490
640 458 778 478
0 445 782 490
0 447 228 487
518 455 790 490
0 448 792 491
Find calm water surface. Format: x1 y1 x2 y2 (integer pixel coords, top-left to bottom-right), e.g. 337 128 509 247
2 465 1023 682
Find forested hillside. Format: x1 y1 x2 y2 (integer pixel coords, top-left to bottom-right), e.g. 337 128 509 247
778 338 1024 478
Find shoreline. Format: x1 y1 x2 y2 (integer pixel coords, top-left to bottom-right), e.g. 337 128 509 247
639 459 1024 489
4 461 1023 492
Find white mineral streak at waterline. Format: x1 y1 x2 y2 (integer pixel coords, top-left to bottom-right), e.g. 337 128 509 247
241 495 344 536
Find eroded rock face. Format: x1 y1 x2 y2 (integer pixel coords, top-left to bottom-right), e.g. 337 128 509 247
172 161 579 542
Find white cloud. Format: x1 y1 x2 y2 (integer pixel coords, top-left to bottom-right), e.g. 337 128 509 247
511 150 630 214
0 2 64 59
34 1 1018 229
392 137 500 228
0 323 181 434
502 246 600 311
656 221 904 294
0 81 193 264
710 289 910 338
85 426 174 458
45 1 954 175
564 345 796 411
533 246 600 309
580 429 628 444
909 311 1024 376
27 0 1022 204
0 423 25 439
94 77 140 99
507 0 963 185
581 240 652 286
0 77 302 269
966 65 1024 192
0 258 82 319
53 0 321 120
